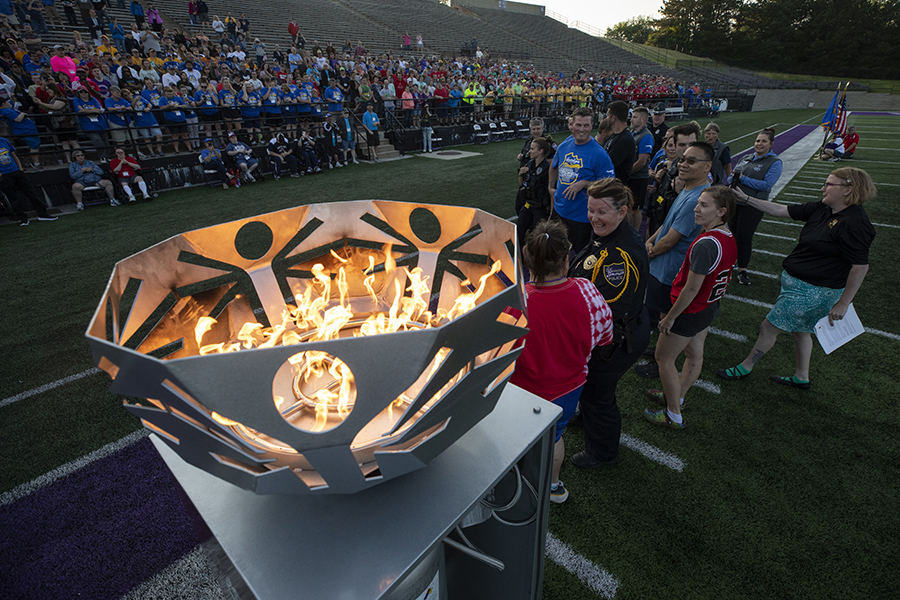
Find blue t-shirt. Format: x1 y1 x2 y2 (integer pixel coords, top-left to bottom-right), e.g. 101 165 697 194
104 97 132 126
225 142 254 162
132 95 158 127
448 89 462 108
636 132 654 156
193 90 219 115
550 137 615 223
218 88 237 108
262 88 282 114
295 88 311 113
649 183 709 284
201 148 222 163
239 90 261 118
0 107 38 135
324 86 342 113
281 90 297 113
363 111 379 131
73 97 108 131
159 95 187 122
141 88 162 107
0 137 20 174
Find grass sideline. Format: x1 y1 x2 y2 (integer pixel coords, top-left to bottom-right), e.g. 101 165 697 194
2 109 898 600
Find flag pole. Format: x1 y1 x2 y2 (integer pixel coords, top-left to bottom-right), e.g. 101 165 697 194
819 83 842 158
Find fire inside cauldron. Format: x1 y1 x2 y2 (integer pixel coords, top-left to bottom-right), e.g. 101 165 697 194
86 201 527 494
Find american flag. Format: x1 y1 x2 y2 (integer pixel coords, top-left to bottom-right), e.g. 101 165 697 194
833 92 848 135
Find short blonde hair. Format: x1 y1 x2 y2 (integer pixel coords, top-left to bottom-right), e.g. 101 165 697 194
831 167 876 206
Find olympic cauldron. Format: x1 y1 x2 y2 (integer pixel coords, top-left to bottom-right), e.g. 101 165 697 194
86 200 528 495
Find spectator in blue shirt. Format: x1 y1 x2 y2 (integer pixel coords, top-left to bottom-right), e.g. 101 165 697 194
239 81 262 143
225 131 261 182
68 149 116 209
200 138 229 189
362 103 380 162
193 78 221 141
108 16 125 54
0 136 57 225
0 99 42 169
73 87 110 161
104 86 131 145
125 87 165 157
159 85 189 154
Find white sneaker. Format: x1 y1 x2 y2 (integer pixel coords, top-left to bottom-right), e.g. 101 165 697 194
138 152 149 159
336 162 344 168
328 163 333 169
143 194 151 200
352 159 359 164
128 196 137 203
76 203 85 211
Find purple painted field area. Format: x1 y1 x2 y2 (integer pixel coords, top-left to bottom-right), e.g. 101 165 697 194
848 111 900 116
731 124 818 165
0 438 198 600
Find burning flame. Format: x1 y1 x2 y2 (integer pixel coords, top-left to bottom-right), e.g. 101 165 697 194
194 245 502 435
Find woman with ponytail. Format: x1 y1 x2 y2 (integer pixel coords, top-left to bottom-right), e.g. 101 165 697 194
509 219 614 504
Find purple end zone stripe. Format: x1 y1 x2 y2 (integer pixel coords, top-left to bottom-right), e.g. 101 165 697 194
848 111 900 116
731 124 818 166
0 438 199 600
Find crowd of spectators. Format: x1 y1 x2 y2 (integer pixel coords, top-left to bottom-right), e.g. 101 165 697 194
0 0 714 172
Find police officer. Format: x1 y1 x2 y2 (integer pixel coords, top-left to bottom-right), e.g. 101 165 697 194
569 178 649 468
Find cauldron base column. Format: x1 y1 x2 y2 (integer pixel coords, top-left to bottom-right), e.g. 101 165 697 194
156 384 561 600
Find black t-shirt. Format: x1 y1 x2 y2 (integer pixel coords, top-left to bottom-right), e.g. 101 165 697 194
603 130 635 185
783 202 875 289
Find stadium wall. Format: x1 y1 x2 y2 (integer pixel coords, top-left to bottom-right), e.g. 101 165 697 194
452 0 545 16
752 89 900 112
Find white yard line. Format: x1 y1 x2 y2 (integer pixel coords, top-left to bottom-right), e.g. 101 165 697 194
746 269 780 280
0 429 149 507
620 433 686 472
753 249 787 257
762 219 802 227
754 232 795 241
546 533 620 599
0 367 102 409
709 327 748 342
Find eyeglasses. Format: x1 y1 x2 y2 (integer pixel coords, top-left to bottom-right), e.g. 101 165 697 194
823 181 851 188
681 157 711 166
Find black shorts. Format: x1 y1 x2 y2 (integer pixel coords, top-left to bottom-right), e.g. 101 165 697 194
670 301 719 337
366 130 379 147
118 174 142 185
645 275 673 318
265 113 282 127
243 118 261 129
222 107 240 120
198 111 220 123
165 122 187 134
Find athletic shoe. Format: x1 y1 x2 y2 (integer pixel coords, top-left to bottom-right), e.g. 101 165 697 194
738 271 750 285
335 162 344 167
645 388 666 406
245 173 256 182
570 451 618 469
138 152 149 159
770 375 811 391
110 198 120 207
290 173 300 177
19 218 29 226
633 361 659 378
128 196 137 203
549 481 569 504
273 174 281 181
716 365 751 380
352 159 359 164
328 163 333 169
37 215 58 221
143 194 151 201
642 408 685 429
76 203 85 211
374 157 379 162
828 157 841 162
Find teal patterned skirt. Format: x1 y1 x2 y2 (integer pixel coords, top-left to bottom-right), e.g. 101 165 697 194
767 270 844 333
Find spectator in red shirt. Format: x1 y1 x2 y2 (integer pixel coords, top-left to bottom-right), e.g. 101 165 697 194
109 147 151 201
843 126 859 158
287 19 299 45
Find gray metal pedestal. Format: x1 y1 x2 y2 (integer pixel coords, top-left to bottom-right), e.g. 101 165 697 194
154 384 560 600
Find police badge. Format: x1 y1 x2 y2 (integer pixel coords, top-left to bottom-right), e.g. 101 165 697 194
604 262 626 287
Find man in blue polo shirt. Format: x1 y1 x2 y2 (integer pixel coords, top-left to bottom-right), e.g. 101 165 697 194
0 136 57 225
549 107 615 251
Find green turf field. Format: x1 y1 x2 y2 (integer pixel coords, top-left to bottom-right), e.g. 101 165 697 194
2 108 898 599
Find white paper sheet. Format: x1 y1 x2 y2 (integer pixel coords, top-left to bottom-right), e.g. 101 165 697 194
814 303 864 354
